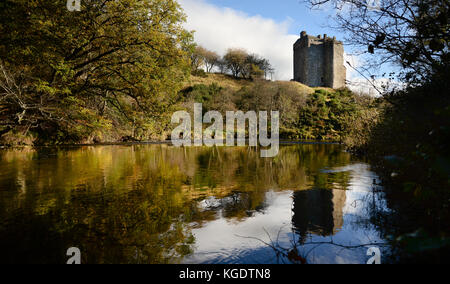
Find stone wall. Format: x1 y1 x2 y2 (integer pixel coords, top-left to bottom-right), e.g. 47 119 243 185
293 31 346 89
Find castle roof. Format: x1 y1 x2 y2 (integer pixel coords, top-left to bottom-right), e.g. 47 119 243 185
294 31 343 48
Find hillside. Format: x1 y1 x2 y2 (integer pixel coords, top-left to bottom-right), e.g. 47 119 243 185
181 73 378 142
188 73 312 91
186 73 333 94
0 72 377 145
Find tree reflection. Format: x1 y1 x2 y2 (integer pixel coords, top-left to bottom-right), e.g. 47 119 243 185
0 144 354 263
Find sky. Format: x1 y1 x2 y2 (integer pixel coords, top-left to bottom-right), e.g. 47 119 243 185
178 0 390 94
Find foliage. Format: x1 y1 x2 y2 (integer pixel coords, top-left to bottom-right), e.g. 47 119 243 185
0 0 193 144
181 75 374 142
181 83 222 109
222 49 274 79
190 46 206 72
200 48 220 73
368 72 450 222
191 69 208 78
243 54 274 79
296 89 377 141
223 48 249 78
355 73 450 262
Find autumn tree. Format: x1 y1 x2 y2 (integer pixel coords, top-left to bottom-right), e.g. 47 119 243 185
216 58 228 74
244 54 273 79
222 49 274 79
0 0 193 143
190 46 220 73
190 46 206 72
223 48 248 78
202 49 220 73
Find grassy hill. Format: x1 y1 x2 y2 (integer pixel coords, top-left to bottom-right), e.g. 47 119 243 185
180 73 378 142
0 73 378 146
186 73 334 94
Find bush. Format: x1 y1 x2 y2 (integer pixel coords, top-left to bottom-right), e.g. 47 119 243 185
191 69 208 77
297 89 377 141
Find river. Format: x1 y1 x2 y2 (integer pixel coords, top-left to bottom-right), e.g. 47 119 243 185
0 144 391 264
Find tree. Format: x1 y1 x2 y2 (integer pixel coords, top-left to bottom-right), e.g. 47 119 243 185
222 50 274 79
223 48 248 78
249 64 265 79
0 0 193 143
216 58 228 74
202 49 220 73
304 0 450 84
190 46 220 73
244 54 273 79
190 46 206 72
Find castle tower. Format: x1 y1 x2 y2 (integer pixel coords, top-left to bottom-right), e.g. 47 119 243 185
293 31 346 89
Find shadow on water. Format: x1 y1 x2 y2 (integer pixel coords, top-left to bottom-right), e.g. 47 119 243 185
0 144 390 264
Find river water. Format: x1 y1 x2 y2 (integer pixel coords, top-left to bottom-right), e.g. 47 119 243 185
0 144 391 264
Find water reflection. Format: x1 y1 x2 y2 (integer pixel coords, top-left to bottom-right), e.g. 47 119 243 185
0 145 389 264
292 188 346 240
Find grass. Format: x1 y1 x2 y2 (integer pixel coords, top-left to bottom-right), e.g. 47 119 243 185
187 72 332 95
186 73 254 92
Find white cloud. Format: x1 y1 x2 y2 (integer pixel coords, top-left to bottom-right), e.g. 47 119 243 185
344 53 361 78
347 77 405 96
179 0 298 80
344 53 378 95
343 53 402 95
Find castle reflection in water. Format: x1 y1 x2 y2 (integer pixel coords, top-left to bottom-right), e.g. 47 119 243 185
292 188 346 240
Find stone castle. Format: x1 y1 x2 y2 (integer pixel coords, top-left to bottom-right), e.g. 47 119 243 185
293 31 346 89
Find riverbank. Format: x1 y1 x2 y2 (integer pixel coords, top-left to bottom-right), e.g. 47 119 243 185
0 140 342 150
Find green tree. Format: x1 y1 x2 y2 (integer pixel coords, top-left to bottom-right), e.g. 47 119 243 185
244 54 273 79
0 0 193 143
